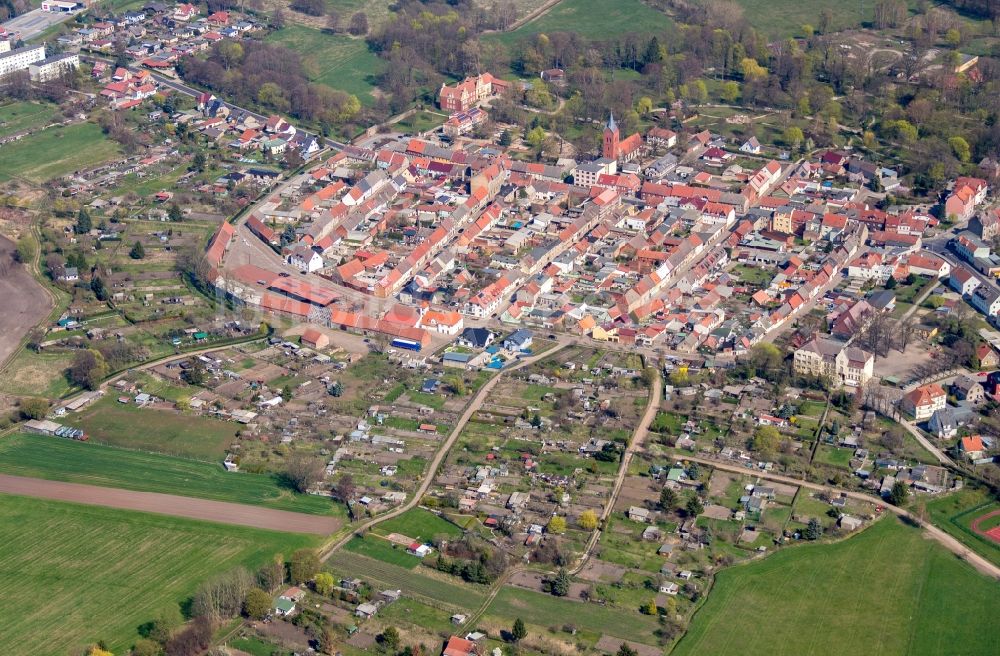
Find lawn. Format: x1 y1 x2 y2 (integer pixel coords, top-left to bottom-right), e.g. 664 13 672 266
63 396 239 461
672 517 1000 656
0 349 76 398
731 0 870 38
372 507 463 540
0 101 60 138
924 487 1000 568
0 494 315 656
484 586 661 646
0 122 121 184
0 433 343 516
814 444 854 469
488 0 675 46
344 535 421 569
325 551 488 610
391 110 447 134
265 26 385 105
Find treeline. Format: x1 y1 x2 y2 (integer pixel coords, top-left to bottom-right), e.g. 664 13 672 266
0 0 30 21
176 40 360 134
944 0 1000 19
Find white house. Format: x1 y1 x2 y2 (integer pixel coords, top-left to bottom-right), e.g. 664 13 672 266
287 246 324 273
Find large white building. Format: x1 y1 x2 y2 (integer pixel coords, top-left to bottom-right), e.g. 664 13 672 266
29 52 79 82
0 44 46 78
793 337 874 388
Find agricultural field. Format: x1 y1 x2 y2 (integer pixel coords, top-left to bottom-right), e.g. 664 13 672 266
62 396 240 460
488 0 675 46
0 433 343 516
266 26 385 104
924 487 1000 568
672 517 1000 656
0 494 316 656
0 122 121 184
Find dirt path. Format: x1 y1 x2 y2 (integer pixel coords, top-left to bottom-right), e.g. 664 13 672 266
680 455 1000 581
0 474 340 534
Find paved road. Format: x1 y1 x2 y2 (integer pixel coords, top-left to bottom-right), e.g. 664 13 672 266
1 8 72 41
320 341 570 559
0 473 341 534
572 368 662 575
681 455 1000 580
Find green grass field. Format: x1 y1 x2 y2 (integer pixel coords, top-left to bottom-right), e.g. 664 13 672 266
344 535 422 568
0 433 342 516
265 26 385 105
672 517 1000 656
0 494 315 656
0 101 61 138
62 396 239 460
326 551 488 610
0 122 120 184
489 0 674 46
372 507 463 540
484 586 661 646
924 488 1000 568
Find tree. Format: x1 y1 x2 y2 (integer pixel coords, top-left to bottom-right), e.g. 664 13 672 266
348 11 369 35
333 473 355 505
659 486 677 511
325 11 340 32
289 548 320 584
168 203 183 222
91 276 109 301
257 556 286 593
379 626 401 651
243 587 271 619
551 567 570 596
498 129 513 146
617 644 638 656
547 515 566 534
132 638 161 656
805 517 823 540
512 617 527 642
949 136 971 163
283 453 323 494
526 126 547 152
191 567 254 622
88 646 114 656
130 240 145 259
144 607 182 645
290 0 325 16
314 572 335 595
888 480 909 506
751 425 781 455
19 397 49 420
69 349 109 390
14 236 33 264
783 126 804 148
578 509 598 530
721 81 740 103
164 615 213 656
75 207 92 234
685 494 703 518
641 599 658 615
191 152 206 172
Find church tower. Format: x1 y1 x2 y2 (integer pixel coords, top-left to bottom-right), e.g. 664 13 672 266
602 112 620 160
